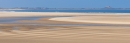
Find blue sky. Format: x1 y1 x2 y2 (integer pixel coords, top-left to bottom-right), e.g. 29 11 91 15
0 0 130 8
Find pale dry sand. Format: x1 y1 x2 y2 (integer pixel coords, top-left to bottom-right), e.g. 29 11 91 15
50 15 130 24
0 12 87 17
0 12 129 17
0 12 130 43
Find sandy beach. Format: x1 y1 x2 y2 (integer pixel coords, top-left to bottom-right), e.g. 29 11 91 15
49 15 130 24
0 12 87 17
0 12 130 43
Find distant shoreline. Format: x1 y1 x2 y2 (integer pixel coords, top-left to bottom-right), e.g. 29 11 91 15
1 11 130 14
0 9 25 10
1 9 130 13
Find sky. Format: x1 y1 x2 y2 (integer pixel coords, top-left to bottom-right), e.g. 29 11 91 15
0 0 130 8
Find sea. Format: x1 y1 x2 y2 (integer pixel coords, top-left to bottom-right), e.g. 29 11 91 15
1 9 130 13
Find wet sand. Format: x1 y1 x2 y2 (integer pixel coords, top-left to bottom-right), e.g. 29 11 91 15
0 12 130 43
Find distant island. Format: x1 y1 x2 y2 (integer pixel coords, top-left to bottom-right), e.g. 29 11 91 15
1 6 130 10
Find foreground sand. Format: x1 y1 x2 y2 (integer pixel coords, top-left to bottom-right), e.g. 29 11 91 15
0 12 130 43
1 26 130 43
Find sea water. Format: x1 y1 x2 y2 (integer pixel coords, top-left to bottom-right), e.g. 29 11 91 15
6 9 130 13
